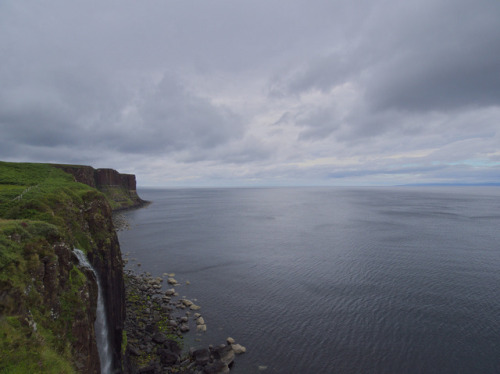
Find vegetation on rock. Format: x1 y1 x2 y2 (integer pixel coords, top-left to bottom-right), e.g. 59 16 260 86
0 161 127 373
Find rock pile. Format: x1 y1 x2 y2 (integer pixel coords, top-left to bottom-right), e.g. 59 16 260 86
123 270 245 374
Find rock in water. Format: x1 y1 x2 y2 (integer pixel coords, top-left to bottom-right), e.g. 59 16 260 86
232 344 246 354
167 277 178 285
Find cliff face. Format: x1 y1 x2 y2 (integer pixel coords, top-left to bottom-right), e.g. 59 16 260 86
81 192 125 370
0 162 137 373
55 164 146 210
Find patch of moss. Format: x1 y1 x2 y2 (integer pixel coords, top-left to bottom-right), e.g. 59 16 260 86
0 316 76 374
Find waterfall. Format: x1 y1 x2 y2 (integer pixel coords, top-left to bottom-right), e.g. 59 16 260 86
74 249 113 374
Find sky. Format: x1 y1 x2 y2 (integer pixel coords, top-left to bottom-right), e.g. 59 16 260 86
1 0 499 187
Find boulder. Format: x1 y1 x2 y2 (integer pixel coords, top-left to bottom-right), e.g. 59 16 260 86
165 288 176 296
164 339 182 356
212 345 234 366
167 277 178 285
197 324 207 332
158 348 179 365
152 332 167 344
203 361 230 374
191 348 210 365
231 344 246 354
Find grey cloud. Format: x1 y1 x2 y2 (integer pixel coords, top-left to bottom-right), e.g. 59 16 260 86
0 0 499 186
277 0 500 113
296 107 343 141
107 74 243 155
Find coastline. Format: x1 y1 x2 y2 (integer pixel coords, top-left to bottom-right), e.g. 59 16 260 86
116 206 246 373
122 267 246 373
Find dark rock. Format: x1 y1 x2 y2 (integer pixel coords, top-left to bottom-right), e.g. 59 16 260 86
164 339 182 356
129 345 141 356
203 361 230 374
152 332 167 344
211 345 235 366
158 349 179 365
136 364 159 374
192 348 211 366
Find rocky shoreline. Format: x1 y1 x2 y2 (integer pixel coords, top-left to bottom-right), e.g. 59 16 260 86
123 269 246 374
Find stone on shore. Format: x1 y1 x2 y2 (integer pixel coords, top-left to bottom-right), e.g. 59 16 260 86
125 269 243 373
167 277 179 285
231 344 246 354
196 324 207 332
212 344 235 366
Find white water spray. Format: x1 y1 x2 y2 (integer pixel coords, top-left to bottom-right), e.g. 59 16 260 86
74 249 113 374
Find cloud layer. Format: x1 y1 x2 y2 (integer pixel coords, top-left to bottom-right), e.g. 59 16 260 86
1 0 499 186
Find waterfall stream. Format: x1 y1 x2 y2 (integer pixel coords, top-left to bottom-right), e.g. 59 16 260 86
74 249 113 374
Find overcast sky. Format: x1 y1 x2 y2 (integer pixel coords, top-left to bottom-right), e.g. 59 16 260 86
1 0 499 186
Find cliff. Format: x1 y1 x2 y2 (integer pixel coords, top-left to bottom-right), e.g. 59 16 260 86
54 164 147 210
0 161 138 373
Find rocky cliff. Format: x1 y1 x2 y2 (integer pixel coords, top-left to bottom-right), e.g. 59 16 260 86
0 161 139 373
54 164 147 210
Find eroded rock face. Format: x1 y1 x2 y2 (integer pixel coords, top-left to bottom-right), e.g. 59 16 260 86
54 165 97 188
82 192 126 372
54 164 146 209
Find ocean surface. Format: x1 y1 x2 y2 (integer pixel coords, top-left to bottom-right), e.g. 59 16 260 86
116 187 500 374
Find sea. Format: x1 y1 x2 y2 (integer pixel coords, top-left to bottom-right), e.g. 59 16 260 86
116 187 500 374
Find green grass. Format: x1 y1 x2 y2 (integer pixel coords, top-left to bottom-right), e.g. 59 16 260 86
0 316 76 374
0 161 120 373
0 162 106 252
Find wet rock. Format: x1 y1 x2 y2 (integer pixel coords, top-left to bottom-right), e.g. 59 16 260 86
158 349 179 365
168 320 178 328
226 337 235 345
192 348 210 365
212 345 235 366
167 277 178 285
231 344 246 354
152 332 168 344
203 361 230 374
180 323 190 332
197 324 207 332
196 316 205 325
165 288 176 296
164 339 182 356
137 365 159 374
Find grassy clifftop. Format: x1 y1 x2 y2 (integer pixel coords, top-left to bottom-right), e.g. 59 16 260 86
0 161 127 373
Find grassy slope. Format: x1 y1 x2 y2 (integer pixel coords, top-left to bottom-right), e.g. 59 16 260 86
0 161 108 373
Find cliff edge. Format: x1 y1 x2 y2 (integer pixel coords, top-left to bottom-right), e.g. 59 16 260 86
54 164 147 210
0 161 140 373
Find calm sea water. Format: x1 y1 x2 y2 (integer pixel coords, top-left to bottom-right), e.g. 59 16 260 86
117 187 500 374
